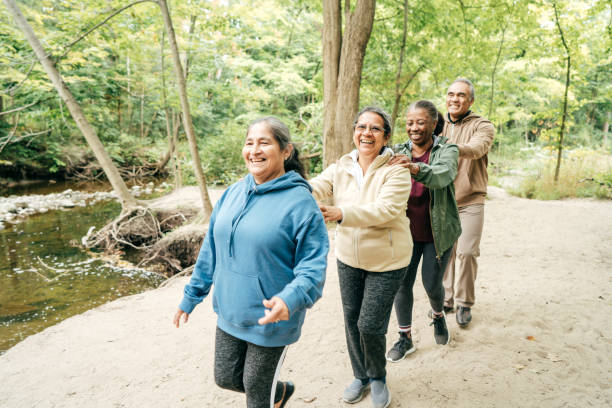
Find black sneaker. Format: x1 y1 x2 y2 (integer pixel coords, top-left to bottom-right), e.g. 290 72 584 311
456 306 472 328
386 332 416 362
443 305 454 313
429 312 450 345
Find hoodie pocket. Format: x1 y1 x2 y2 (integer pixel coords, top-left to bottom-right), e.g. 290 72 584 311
213 269 266 328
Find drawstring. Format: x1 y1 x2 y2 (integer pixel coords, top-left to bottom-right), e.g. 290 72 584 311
229 186 256 257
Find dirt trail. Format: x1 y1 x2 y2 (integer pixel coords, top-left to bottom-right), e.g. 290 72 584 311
1 187 611 407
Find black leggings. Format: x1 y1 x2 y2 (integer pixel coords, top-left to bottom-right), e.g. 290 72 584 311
337 260 407 380
394 242 452 328
214 327 287 408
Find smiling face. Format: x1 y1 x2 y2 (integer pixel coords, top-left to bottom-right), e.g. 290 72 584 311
353 111 389 160
242 122 291 184
406 107 437 148
446 81 474 121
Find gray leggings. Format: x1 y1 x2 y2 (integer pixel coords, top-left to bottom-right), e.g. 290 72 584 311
394 242 452 328
337 260 407 380
214 327 287 408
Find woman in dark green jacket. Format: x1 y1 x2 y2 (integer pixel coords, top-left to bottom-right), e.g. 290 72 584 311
386 100 462 362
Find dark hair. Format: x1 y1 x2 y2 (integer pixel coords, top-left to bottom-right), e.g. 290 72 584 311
246 117 306 179
353 106 392 139
407 100 445 137
451 78 475 101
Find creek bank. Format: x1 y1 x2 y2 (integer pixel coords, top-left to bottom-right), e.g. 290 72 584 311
0 182 171 230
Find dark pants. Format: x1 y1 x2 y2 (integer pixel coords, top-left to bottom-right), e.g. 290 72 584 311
214 327 287 408
394 242 452 328
337 259 407 380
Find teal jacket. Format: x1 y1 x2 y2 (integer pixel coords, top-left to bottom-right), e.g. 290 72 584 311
393 136 462 259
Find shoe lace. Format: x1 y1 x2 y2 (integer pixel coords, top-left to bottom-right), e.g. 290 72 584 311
429 316 444 330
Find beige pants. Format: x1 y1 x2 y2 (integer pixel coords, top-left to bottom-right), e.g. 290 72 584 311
443 203 484 308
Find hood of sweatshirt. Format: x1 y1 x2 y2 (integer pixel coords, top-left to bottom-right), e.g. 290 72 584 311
229 171 311 256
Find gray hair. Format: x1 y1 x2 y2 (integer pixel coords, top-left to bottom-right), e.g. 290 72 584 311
451 78 475 101
353 106 392 139
246 117 306 179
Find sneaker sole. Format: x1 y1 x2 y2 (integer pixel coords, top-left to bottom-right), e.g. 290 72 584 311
385 345 416 362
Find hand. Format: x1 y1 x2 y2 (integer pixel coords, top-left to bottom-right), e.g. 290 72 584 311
173 309 189 328
318 204 343 222
388 154 411 168
408 163 420 175
258 296 289 325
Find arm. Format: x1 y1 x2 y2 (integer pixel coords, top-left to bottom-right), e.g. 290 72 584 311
340 166 411 228
176 190 228 316
413 144 459 190
456 120 495 159
309 163 336 202
273 211 329 317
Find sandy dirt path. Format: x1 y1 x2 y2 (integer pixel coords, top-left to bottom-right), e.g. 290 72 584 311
1 187 611 407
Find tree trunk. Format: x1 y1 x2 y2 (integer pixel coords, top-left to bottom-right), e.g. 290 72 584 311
488 21 508 119
3 0 138 210
603 111 610 145
390 0 408 136
553 2 570 183
390 66 423 139
322 0 376 167
158 0 213 219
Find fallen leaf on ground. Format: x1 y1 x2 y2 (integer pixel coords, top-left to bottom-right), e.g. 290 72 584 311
302 396 317 403
526 335 535 341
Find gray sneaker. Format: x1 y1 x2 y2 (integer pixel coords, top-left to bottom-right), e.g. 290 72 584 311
342 378 369 403
370 380 391 408
386 332 416 362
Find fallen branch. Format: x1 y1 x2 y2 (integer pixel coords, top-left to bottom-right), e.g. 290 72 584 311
159 265 194 288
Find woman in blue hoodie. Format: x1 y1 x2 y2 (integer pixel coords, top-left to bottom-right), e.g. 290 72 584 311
173 117 329 408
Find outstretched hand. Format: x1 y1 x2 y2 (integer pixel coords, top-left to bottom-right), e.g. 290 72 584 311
173 309 189 328
258 296 289 325
388 154 411 168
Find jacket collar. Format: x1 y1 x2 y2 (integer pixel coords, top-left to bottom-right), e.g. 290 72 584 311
447 110 471 124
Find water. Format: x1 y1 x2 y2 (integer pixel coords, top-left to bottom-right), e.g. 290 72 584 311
0 184 165 354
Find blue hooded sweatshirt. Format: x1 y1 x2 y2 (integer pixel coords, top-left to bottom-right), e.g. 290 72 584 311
179 171 329 347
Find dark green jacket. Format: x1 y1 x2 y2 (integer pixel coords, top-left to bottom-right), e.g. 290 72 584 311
393 136 462 259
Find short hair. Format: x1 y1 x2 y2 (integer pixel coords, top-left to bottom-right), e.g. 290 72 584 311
353 106 392 139
246 117 306 179
451 78 475 101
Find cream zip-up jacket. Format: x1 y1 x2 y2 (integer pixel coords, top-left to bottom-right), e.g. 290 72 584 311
310 149 412 272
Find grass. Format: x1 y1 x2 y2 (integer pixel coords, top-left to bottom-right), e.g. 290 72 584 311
489 144 612 200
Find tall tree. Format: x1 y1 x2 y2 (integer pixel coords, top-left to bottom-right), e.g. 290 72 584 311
322 0 376 166
158 0 213 219
2 0 139 211
552 1 571 182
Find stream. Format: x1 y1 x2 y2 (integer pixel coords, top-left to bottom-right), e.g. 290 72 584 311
0 180 166 354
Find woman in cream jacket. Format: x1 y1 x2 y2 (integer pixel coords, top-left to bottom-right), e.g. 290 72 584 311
310 107 412 408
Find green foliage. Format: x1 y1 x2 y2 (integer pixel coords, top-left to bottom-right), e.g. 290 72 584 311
0 0 609 201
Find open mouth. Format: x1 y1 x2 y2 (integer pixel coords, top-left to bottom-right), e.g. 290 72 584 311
360 139 375 145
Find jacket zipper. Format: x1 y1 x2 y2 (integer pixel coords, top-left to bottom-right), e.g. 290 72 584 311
425 144 442 264
348 152 392 267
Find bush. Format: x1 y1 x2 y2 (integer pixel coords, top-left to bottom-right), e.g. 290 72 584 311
511 148 612 200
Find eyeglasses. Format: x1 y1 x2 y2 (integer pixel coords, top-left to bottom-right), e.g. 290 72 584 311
355 123 384 136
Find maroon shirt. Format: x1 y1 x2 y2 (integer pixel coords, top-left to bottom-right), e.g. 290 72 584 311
406 149 434 242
